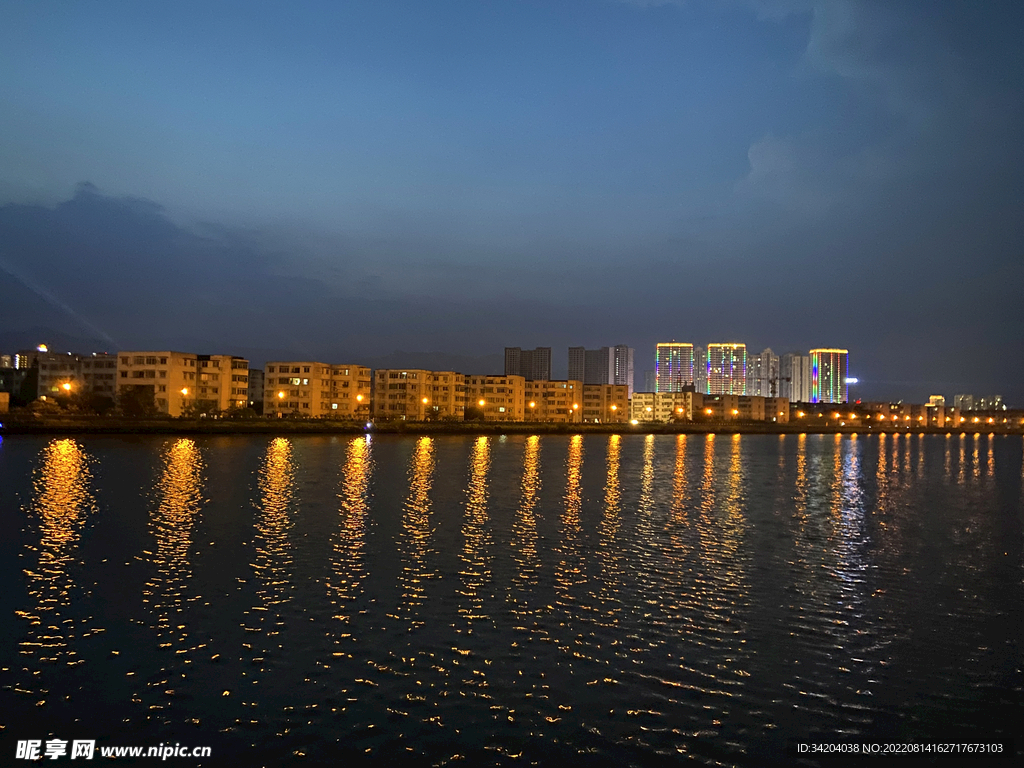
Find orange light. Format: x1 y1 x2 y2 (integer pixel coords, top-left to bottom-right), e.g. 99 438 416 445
278 391 285 399
731 409 739 415
478 399 485 407
528 401 536 408
182 388 189 396
356 394 364 402
61 382 72 391
422 397 429 404
572 403 578 410
611 405 617 411
706 408 713 415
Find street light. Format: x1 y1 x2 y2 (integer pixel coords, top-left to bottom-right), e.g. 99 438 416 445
181 388 189 396
356 394 364 402
61 382 72 392
478 399 485 407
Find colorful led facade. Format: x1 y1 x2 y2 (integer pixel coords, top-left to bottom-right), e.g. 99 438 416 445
809 349 848 404
655 343 694 392
707 343 747 395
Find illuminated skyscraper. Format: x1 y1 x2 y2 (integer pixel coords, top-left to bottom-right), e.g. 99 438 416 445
707 343 747 395
809 349 848 403
655 342 694 392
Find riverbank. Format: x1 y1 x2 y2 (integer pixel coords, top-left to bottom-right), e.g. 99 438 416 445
2 415 1021 436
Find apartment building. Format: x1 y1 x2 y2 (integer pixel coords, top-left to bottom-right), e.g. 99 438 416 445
523 379 583 423
581 384 629 423
630 391 703 422
265 361 372 418
372 369 465 420
117 352 248 416
36 352 117 400
464 374 526 421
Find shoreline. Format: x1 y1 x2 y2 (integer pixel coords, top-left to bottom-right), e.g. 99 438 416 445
1 416 1021 437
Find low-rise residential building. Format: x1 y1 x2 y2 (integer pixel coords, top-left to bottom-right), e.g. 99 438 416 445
118 352 248 416
630 391 704 422
766 397 790 423
265 362 371 418
34 352 118 400
582 384 629 423
464 375 526 421
524 380 583 423
373 369 464 420
80 354 119 399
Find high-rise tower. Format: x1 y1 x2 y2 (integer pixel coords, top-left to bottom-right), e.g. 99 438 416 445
655 343 694 392
707 343 747 395
809 349 848 403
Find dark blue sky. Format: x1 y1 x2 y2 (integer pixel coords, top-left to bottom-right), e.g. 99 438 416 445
2 0 1022 403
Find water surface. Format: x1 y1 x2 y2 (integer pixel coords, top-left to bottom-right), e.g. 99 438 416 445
1 433 1021 765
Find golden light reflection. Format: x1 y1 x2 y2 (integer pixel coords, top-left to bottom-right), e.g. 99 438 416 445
511 436 541 610
15 439 96 707
555 435 585 607
141 438 204 720
327 436 373 638
595 435 623 627
633 435 657 629
670 434 688 526
458 437 492 626
240 437 296 700
639 434 655 517
395 437 435 627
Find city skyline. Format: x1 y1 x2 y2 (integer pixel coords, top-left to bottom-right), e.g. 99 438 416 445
2 2 1022 405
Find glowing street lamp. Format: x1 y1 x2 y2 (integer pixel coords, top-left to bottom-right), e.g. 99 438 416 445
611 404 617 411
181 388 189 396
356 394 364 402
278 391 285 399
478 399 485 407
61 382 72 392
422 397 429 404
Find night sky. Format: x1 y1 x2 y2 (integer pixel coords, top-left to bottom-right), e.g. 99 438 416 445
2 1 1022 404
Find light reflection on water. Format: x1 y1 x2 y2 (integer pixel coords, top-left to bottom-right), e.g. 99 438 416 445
1 432 1021 766
141 438 204 723
14 439 96 707
327 436 373 638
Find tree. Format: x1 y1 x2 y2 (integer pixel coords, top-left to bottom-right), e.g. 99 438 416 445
119 385 158 418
